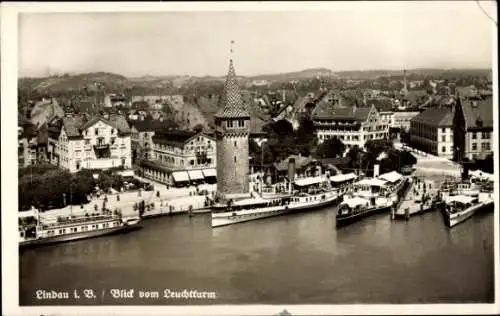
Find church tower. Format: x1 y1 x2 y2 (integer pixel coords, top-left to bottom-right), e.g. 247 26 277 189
215 58 251 201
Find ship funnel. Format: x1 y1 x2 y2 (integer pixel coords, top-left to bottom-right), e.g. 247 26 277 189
288 157 296 194
288 157 296 182
373 164 380 178
462 163 470 180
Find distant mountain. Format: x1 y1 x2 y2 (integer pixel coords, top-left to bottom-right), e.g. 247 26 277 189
334 68 492 80
18 67 492 95
249 68 334 81
19 72 129 93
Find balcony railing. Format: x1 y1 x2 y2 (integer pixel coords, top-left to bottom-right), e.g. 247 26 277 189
94 144 110 150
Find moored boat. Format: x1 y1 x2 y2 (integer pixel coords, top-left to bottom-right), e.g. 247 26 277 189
19 208 142 249
336 195 393 227
212 176 341 228
335 172 409 227
441 192 494 228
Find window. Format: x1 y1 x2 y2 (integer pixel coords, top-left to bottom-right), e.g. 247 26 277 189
442 128 446 133
234 156 237 163
95 128 99 136
472 143 477 151
482 132 489 139
234 141 237 148
482 143 490 151
442 146 446 153
111 137 116 145
85 139 90 145
238 119 245 127
441 135 446 142
227 121 234 128
472 132 477 139
190 159 194 166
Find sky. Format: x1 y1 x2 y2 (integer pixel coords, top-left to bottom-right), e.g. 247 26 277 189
17 1 497 78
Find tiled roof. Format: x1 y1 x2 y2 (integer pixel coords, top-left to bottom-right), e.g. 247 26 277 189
312 103 372 121
62 114 131 138
411 107 454 127
62 116 86 138
130 119 168 132
461 96 493 129
108 114 132 135
215 59 250 119
365 97 394 112
152 130 197 148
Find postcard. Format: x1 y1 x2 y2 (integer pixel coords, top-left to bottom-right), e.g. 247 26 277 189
2 1 498 315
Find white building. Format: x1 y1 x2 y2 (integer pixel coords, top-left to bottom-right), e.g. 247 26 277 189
140 131 217 186
312 104 390 149
379 111 394 128
409 107 454 159
104 94 128 108
48 115 132 173
393 110 421 131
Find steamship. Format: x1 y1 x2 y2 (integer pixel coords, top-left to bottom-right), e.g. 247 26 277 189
19 207 141 249
336 171 410 227
211 176 341 227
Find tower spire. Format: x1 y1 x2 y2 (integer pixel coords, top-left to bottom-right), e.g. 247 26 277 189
215 47 250 119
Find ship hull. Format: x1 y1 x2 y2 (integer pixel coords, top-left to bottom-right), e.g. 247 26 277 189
336 205 391 228
19 223 141 249
212 194 340 228
443 200 494 228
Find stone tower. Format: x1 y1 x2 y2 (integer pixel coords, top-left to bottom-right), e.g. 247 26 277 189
215 59 251 200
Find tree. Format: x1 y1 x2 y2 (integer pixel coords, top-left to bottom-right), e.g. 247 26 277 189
193 123 204 133
315 137 346 159
347 145 363 172
365 139 393 158
295 116 317 155
264 119 294 138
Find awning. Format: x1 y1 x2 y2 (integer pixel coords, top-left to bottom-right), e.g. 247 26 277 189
355 178 387 187
172 171 189 182
294 176 327 187
378 171 403 183
202 168 217 178
446 195 476 205
188 170 204 181
330 172 357 183
341 197 369 208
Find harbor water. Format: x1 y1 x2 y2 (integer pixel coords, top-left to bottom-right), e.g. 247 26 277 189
20 206 494 305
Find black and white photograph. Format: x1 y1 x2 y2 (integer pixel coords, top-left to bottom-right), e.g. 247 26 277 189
1 1 498 315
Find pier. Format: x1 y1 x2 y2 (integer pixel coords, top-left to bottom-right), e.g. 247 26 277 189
393 178 438 220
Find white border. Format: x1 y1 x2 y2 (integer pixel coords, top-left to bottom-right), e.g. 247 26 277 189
2 2 498 315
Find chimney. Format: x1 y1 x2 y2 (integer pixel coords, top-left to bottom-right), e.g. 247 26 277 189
373 163 380 178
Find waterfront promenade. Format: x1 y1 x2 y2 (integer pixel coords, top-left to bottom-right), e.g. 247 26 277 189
28 179 218 221
25 175 264 221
